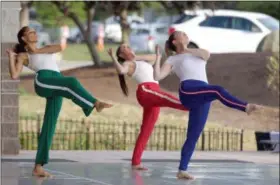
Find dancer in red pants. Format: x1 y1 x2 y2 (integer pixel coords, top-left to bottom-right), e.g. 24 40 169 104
107 44 188 170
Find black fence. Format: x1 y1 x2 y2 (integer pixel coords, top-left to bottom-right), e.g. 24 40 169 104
19 115 244 151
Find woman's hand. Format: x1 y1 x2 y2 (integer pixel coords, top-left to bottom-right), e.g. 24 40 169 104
6 48 17 60
107 48 114 57
6 49 25 80
155 44 162 59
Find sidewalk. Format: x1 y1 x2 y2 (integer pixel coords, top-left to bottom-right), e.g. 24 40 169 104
21 60 93 76
2 151 279 164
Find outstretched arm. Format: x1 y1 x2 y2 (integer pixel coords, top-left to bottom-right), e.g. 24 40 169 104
27 36 67 54
135 54 157 65
154 45 173 81
6 49 25 79
107 48 130 74
186 48 210 61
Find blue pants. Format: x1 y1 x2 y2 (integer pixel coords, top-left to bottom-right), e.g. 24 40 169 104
178 79 247 171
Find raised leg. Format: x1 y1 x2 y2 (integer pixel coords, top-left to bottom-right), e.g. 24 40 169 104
180 84 247 112
35 74 111 116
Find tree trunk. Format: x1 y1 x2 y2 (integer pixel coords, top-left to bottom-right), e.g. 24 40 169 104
20 2 29 27
53 2 102 66
68 12 102 67
120 9 130 44
87 7 95 41
84 38 102 67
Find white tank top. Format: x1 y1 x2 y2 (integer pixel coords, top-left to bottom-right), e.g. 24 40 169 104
131 61 158 84
27 53 60 72
166 53 208 83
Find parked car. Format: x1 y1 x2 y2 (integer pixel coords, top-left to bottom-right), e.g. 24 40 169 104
169 9 280 53
105 15 145 43
168 9 214 35
129 23 168 53
68 21 104 44
154 14 181 26
29 20 51 47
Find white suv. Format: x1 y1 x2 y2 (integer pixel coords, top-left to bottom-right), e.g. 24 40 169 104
169 10 279 53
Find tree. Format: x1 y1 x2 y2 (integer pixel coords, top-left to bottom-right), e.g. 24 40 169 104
20 1 33 27
33 2 85 27
159 1 237 14
236 2 280 20
52 1 104 67
109 1 142 44
160 1 198 14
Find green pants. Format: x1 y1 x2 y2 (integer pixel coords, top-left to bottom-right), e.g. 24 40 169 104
34 70 97 165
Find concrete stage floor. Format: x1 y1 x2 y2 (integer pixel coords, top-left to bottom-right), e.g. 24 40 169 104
1 151 279 185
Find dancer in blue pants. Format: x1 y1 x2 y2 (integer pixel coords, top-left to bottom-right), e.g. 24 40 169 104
154 31 259 180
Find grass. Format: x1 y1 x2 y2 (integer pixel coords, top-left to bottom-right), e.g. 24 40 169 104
19 94 257 151
61 43 119 62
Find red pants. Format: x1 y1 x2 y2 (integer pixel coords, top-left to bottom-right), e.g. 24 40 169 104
132 82 188 165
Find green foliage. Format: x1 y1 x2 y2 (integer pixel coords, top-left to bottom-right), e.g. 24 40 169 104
236 2 280 20
32 2 87 28
267 52 279 94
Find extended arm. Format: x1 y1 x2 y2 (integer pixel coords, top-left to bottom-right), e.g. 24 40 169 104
186 48 210 61
6 50 25 79
154 45 172 81
154 62 173 81
135 54 157 65
107 48 130 74
27 36 67 54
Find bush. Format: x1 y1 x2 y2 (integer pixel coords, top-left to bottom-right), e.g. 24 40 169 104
267 52 279 94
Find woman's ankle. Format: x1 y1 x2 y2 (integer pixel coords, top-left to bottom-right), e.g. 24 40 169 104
34 164 42 169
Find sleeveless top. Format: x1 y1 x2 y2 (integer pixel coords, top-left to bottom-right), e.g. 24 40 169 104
131 61 158 84
27 53 60 72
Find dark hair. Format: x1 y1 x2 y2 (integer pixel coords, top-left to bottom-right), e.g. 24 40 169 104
14 26 28 54
166 32 177 52
116 46 129 96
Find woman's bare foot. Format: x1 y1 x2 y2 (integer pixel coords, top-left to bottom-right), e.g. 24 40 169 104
32 165 52 177
95 101 113 112
246 104 258 115
177 171 194 180
131 164 148 171
34 176 49 185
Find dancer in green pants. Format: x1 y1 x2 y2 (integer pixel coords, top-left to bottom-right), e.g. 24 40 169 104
6 26 112 177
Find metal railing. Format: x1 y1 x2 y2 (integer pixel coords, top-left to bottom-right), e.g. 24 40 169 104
19 115 244 151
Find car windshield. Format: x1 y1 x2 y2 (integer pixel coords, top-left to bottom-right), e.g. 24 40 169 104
173 14 196 24
258 17 279 31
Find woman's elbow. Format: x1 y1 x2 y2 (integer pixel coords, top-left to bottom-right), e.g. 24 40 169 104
116 68 127 75
120 70 127 75
154 75 161 81
205 52 210 61
11 73 19 80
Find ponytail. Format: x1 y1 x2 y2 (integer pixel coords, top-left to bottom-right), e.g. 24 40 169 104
116 46 129 96
118 74 128 96
167 32 177 52
14 43 26 54
14 26 28 54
